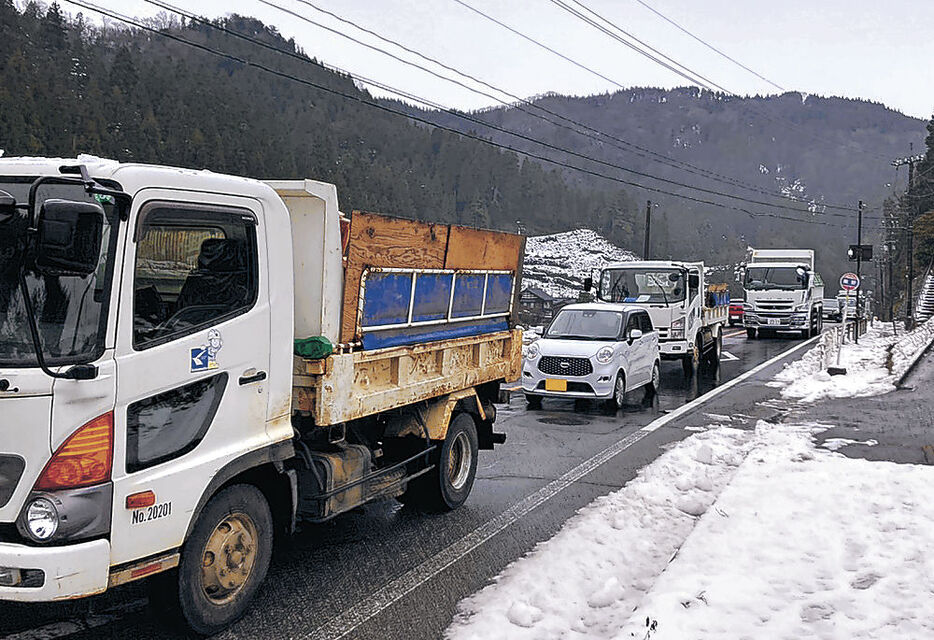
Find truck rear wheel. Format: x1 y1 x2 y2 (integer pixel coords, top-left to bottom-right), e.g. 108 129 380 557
174 484 274 635
703 329 722 369
402 412 478 512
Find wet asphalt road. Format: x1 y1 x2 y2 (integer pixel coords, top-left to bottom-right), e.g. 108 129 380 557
0 327 818 640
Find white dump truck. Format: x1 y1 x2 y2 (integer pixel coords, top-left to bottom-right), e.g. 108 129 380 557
0 157 523 633
742 248 824 339
584 261 729 375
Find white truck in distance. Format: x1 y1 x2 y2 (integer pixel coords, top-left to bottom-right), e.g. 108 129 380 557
522 303 660 411
0 158 523 634
743 249 824 339
584 261 729 376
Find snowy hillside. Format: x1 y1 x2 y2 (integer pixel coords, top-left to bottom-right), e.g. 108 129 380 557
521 229 638 299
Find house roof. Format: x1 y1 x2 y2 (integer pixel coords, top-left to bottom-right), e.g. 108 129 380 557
521 286 556 302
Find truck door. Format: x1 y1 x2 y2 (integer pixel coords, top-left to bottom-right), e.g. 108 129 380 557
109 194 271 566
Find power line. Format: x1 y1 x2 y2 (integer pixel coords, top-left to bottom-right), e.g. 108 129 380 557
632 0 785 92
554 0 892 164
272 0 860 212
239 0 877 219
61 0 873 229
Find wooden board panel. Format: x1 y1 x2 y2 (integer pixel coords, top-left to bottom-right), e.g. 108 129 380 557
342 211 449 341
444 225 524 271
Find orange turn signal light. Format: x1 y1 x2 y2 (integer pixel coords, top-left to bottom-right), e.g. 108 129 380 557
126 490 157 510
35 412 114 491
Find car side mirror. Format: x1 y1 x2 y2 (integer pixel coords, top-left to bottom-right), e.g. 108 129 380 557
33 199 104 278
628 328 643 343
583 276 593 292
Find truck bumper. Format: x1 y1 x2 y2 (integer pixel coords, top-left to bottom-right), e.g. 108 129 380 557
659 340 690 359
0 539 110 602
744 313 808 330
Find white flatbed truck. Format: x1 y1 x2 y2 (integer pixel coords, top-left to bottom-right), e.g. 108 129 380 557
585 260 729 375
0 157 523 633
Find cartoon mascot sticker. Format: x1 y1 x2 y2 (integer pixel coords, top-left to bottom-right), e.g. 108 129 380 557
191 329 224 372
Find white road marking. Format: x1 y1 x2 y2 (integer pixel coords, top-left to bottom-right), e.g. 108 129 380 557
720 350 739 361
2 336 821 640
307 334 821 640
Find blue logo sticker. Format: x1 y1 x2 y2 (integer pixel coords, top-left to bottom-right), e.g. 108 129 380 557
190 329 223 372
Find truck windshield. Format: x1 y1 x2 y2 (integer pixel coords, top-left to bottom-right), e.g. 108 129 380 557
599 268 684 304
545 309 622 340
0 178 121 367
744 266 806 291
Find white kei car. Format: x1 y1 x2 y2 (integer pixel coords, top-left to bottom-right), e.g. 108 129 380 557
522 303 661 410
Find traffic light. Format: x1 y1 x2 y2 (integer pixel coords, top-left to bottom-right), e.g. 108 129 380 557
848 244 872 261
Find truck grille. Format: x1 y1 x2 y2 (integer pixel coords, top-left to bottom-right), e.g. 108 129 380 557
755 300 794 311
0 455 25 509
538 356 593 377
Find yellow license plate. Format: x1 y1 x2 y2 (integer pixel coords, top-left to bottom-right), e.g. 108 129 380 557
545 379 567 392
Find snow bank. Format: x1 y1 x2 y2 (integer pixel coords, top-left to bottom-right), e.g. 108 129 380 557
445 427 754 640
617 421 934 639
770 318 934 402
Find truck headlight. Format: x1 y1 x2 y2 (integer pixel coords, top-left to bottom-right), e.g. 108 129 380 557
525 342 540 360
670 317 685 339
25 497 59 542
595 346 614 364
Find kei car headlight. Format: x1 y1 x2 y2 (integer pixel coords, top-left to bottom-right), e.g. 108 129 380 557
595 346 614 364
526 342 540 359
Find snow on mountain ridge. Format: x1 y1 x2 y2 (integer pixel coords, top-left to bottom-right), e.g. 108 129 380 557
522 229 638 299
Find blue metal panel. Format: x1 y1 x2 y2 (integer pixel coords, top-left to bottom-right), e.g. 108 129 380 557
361 318 509 350
485 273 513 314
451 274 486 318
412 272 453 322
361 272 412 327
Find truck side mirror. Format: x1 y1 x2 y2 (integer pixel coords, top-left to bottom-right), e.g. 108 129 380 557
583 276 593 292
0 190 15 221
33 199 104 278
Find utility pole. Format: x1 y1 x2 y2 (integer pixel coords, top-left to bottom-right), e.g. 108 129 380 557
643 200 652 259
891 146 926 329
855 200 863 343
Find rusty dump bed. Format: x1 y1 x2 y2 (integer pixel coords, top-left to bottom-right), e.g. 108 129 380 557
293 329 522 425
292 211 525 426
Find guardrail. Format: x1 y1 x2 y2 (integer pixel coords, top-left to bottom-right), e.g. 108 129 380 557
820 319 868 369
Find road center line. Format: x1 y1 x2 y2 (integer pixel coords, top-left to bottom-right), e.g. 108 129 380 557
307 335 821 640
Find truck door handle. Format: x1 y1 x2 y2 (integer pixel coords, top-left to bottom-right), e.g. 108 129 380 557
239 370 267 386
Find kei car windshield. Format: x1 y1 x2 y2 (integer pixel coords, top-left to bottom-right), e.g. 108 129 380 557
545 309 623 340
0 178 121 367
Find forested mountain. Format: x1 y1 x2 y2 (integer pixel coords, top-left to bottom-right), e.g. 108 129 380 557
403 89 927 282
0 2 929 286
0 2 638 237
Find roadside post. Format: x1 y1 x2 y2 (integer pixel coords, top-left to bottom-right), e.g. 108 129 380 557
829 272 860 376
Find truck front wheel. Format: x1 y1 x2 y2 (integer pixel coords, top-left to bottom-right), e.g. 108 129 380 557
746 328 757 339
175 484 274 635
403 412 479 512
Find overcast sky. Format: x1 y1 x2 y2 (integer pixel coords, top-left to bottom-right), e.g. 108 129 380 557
66 0 934 120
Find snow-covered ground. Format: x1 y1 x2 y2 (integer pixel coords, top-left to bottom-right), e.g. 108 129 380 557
445 320 934 640
770 318 934 403
446 420 934 640
522 229 637 299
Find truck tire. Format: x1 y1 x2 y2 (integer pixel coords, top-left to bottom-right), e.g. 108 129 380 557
704 329 722 369
525 393 542 409
174 484 274 635
403 412 478 512
682 341 699 377
746 328 757 339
